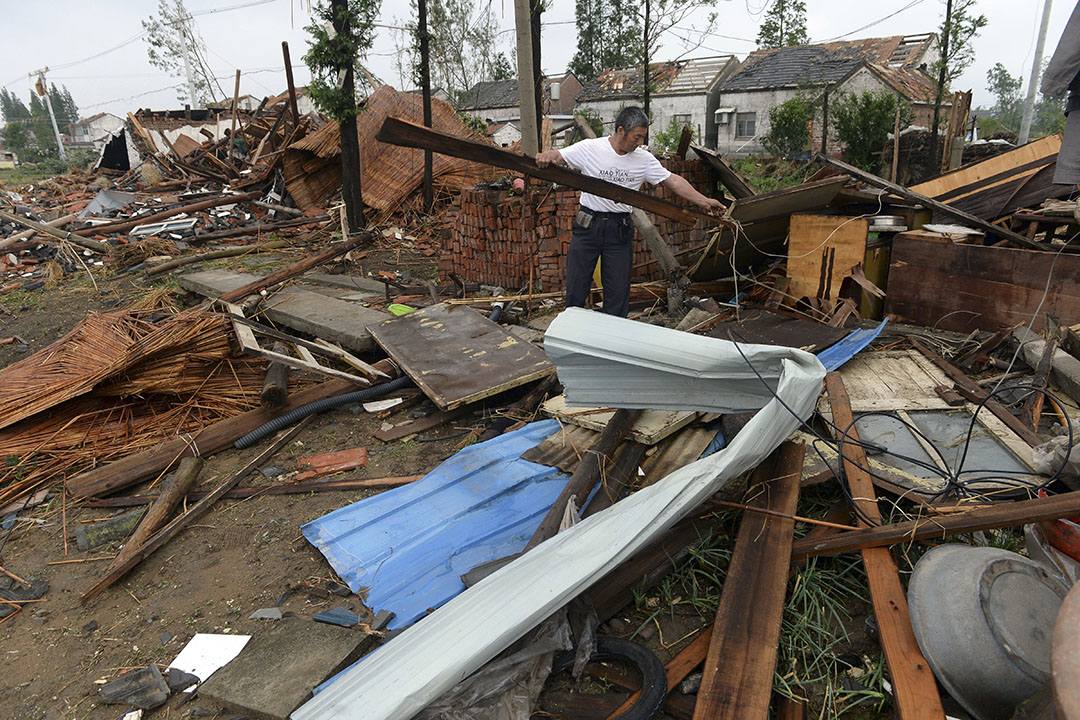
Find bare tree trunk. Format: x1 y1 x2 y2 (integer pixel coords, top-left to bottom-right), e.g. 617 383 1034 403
334 0 366 232
928 0 952 178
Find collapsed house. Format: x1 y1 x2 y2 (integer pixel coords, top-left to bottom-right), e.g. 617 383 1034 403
3 70 1080 720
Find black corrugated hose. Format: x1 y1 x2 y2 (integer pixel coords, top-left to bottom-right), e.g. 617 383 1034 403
234 375 414 449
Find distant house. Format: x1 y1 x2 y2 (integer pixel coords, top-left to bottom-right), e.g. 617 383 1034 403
489 121 521 147
460 72 583 124
69 112 125 150
714 34 943 156
575 56 740 148
404 87 454 105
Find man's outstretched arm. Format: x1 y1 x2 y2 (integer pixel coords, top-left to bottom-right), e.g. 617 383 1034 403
662 173 725 212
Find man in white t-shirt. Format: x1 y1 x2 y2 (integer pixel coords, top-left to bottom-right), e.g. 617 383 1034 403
535 106 723 316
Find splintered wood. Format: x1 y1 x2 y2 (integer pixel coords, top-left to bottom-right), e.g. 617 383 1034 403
0 310 269 508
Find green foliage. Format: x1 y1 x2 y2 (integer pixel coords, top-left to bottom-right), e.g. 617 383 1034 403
458 112 488 135
28 93 56 155
49 84 78 129
394 0 503 100
649 116 694 152
575 109 605 137
1034 94 1066 136
142 0 224 105
931 0 987 96
756 0 808 49
731 155 814 193
832 90 911 172
569 0 644 81
764 95 814 157
303 0 381 121
0 122 29 153
986 62 1023 130
491 51 515 81
982 62 1067 139
0 89 30 122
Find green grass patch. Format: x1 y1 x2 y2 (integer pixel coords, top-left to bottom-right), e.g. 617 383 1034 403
731 156 819 194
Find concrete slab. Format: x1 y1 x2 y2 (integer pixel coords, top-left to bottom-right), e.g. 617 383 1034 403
198 617 369 720
263 289 389 353
304 272 387 294
178 270 389 353
178 269 261 297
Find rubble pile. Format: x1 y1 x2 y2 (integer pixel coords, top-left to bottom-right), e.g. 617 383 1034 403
3 77 1080 720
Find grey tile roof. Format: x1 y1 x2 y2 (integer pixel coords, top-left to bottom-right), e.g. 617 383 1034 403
720 34 934 92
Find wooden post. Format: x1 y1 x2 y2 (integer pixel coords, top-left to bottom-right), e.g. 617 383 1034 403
229 69 241 148
891 101 901 183
417 0 433 212
513 0 539 156
820 88 829 156
282 41 301 129
824 373 946 719
260 342 291 410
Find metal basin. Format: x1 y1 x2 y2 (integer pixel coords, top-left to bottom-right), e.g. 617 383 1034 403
908 545 1068 720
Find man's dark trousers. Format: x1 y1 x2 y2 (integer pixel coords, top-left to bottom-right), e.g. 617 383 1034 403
565 211 633 317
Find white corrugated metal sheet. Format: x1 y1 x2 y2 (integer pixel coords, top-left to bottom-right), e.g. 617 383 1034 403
292 307 826 720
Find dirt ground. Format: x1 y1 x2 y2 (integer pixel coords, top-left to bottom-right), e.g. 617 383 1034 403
0 248 891 720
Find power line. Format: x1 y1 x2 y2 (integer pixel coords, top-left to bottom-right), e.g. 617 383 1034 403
818 0 929 43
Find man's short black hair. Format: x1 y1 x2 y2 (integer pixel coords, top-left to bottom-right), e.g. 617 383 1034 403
614 106 650 135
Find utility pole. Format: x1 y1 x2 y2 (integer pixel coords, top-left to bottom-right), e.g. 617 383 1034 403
644 0 651 120
177 10 200 109
928 0 952 177
30 68 65 158
1019 0 1054 145
514 0 539 155
418 0 433 211
531 0 543 150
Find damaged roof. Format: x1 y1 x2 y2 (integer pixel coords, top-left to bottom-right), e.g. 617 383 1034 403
576 56 738 102
460 73 578 110
720 34 936 92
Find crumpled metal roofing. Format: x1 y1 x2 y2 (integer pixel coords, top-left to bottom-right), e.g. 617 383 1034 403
301 419 569 631
576 56 736 102
293 307 826 720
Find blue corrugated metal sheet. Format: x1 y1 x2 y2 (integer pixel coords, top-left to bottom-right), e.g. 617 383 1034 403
817 319 888 371
302 420 568 630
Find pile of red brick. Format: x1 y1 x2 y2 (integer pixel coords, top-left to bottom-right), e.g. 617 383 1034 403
440 157 715 292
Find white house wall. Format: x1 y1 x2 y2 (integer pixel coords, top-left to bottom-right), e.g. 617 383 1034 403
577 95 713 145
713 87 801 156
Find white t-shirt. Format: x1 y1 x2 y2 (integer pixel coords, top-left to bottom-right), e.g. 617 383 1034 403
558 137 672 213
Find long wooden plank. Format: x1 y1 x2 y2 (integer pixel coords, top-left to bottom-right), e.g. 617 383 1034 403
911 339 1044 447
690 143 756 199
911 133 1060 201
792 489 1080 558
84 191 261 236
81 417 312 603
887 234 1080 333
376 117 711 226
787 214 869 302
818 155 1049 251
218 232 375 302
692 441 803 720
824 373 946 720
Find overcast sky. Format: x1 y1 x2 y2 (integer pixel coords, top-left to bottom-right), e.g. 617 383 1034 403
0 0 1075 121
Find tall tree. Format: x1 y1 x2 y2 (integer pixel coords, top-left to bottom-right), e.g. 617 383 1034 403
928 0 986 173
986 62 1023 130
756 0 809 49
28 92 57 155
303 0 380 232
0 89 30 123
393 0 506 103
569 0 643 81
142 0 225 106
48 83 79 129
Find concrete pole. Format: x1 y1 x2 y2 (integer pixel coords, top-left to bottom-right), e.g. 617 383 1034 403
1019 0 1054 145
33 71 66 158
514 0 539 155
178 11 200 109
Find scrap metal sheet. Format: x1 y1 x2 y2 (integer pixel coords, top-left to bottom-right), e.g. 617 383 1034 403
302 420 569 630
293 307 826 720
368 303 555 410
